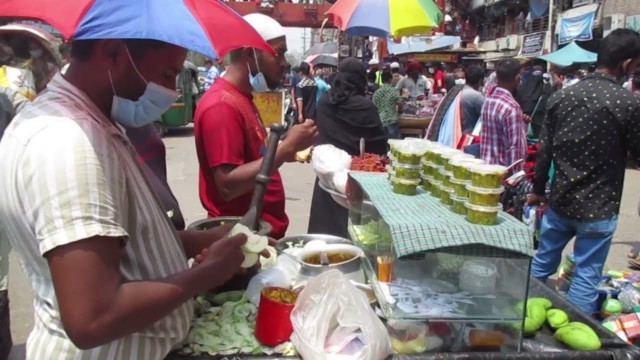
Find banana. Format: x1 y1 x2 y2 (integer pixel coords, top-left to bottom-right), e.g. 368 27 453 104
546 309 570 330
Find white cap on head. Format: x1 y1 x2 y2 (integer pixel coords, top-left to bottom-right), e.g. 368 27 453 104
390 62 400 69
243 13 286 42
369 59 379 65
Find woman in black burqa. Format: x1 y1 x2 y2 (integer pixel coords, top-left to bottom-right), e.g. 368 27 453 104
307 57 387 238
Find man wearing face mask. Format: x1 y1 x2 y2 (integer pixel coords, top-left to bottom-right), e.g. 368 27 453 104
23 40 58 93
194 13 317 240
0 38 251 358
426 66 485 147
527 29 640 315
396 61 429 99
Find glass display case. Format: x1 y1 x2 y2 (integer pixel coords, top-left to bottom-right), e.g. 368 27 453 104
345 172 534 354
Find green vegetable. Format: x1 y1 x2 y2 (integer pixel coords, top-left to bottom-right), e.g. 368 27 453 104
353 220 392 247
546 309 570 330
465 202 501 226
181 293 296 356
467 185 504 207
554 322 601 350
212 291 246 305
529 297 553 310
523 301 546 336
391 177 419 195
229 223 269 268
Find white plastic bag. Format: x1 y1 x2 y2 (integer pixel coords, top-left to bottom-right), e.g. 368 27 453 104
291 270 391 360
311 145 352 191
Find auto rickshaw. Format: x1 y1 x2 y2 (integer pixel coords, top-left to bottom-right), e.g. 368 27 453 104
156 60 200 135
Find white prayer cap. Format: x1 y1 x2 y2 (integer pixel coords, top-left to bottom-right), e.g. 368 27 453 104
369 59 379 65
243 13 286 42
390 62 400 69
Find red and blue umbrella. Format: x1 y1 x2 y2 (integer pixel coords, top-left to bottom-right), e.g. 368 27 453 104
0 0 274 58
327 0 443 38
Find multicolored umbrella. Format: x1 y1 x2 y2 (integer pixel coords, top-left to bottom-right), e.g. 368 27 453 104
0 0 274 59
327 0 443 38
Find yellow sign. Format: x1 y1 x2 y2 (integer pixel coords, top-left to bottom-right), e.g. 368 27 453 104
409 53 458 62
252 91 285 128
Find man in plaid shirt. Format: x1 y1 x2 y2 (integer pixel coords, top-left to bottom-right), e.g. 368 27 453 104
480 59 527 172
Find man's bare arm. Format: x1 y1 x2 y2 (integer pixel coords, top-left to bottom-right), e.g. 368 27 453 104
46 234 246 350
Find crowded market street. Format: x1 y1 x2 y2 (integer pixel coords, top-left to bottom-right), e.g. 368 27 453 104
4 126 640 359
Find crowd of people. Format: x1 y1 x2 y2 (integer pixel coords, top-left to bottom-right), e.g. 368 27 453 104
0 8 640 358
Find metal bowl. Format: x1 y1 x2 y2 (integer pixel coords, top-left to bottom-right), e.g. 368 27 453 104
187 216 272 236
317 180 375 213
275 233 353 255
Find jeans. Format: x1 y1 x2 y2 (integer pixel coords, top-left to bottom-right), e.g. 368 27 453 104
384 123 401 139
531 207 617 314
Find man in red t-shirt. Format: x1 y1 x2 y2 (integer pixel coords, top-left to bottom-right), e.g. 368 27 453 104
433 63 446 94
194 14 317 239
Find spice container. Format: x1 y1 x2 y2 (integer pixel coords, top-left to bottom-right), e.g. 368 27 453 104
450 194 468 215
421 159 437 177
469 164 507 189
431 180 443 198
439 186 454 206
450 177 470 198
424 146 444 163
255 287 298 346
442 170 453 188
433 166 446 182
465 202 502 226
386 165 396 180
391 177 420 195
450 158 486 181
459 260 498 295
467 184 504 207
435 149 460 167
393 163 421 180
443 152 474 172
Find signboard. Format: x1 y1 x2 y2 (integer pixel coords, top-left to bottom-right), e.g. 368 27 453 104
559 9 596 44
252 91 285 128
627 15 640 33
409 53 458 62
520 31 546 57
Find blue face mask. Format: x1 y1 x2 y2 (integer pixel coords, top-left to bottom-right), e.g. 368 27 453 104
109 46 178 128
248 50 270 92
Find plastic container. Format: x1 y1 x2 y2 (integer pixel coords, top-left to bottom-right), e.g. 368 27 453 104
435 149 461 167
433 166 446 182
465 202 502 226
421 160 437 177
467 184 504 207
439 186 454 206
469 164 507 189
451 194 468 215
431 180 443 198
443 152 474 172
450 177 470 198
386 165 396 180
255 287 297 346
442 170 453 188
391 177 420 195
450 158 486 181
459 260 498 295
388 139 403 159
393 163 421 180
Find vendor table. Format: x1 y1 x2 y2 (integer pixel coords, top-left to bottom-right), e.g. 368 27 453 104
166 278 639 360
399 115 431 138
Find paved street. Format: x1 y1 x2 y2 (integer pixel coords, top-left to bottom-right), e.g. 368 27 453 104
7 125 640 358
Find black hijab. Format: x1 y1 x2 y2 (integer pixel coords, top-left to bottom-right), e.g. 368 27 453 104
316 57 387 156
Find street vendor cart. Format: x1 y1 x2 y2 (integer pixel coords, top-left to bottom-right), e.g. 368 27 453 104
399 115 431 137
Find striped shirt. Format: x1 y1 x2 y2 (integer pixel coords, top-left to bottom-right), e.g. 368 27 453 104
480 87 526 173
0 74 193 359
